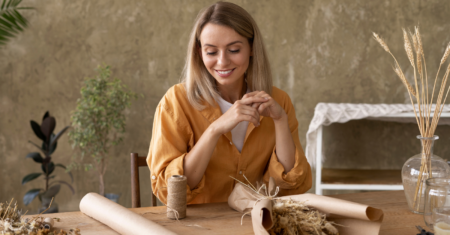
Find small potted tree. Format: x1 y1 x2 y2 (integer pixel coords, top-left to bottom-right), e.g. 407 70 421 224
22 111 74 213
68 65 139 200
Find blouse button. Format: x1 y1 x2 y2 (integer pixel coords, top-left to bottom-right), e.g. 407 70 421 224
239 171 242 175
151 175 156 180
230 141 233 145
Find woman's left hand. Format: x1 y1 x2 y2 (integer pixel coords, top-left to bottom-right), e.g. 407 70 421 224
242 91 286 121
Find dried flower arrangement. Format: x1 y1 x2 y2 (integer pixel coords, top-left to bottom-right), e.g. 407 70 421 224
232 177 339 235
373 27 450 211
0 199 80 235
270 199 338 235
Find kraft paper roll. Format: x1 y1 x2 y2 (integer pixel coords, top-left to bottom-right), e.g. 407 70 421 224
80 192 177 235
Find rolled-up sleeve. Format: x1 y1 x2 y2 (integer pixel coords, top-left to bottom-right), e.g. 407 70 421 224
263 95 312 195
147 96 205 204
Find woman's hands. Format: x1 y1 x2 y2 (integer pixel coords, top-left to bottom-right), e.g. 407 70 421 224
244 91 287 121
243 91 294 173
210 96 268 136
184 90 294 189
210 91 287 137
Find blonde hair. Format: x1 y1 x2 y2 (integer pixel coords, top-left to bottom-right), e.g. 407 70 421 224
182 1 273 110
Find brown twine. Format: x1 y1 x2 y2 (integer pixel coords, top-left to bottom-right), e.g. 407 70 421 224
153 186 182 223
151 176 210 230
151 175 208 230
167 175 187 220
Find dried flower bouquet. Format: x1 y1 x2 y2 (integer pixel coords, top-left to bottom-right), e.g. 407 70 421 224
373 27 450 211
270 199 338 235
232 177 339 235
0 198 80 235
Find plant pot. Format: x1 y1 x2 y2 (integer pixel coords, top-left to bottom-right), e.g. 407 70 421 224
402 135 450 214
105 193 120 203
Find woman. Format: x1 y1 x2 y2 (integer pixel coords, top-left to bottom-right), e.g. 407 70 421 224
148 1 311 204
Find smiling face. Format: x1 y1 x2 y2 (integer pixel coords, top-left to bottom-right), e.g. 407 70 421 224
199 23 252 89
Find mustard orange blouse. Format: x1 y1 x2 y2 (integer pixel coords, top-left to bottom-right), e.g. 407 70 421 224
147 84 312 204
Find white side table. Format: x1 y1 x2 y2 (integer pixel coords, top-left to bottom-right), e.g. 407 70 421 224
314 112 450 195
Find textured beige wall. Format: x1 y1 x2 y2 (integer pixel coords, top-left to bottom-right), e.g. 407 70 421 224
1 0 450 212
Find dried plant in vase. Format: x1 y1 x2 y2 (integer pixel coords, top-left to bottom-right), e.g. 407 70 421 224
373 27 450 213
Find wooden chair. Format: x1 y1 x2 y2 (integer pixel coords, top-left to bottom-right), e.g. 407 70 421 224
130 153 157 207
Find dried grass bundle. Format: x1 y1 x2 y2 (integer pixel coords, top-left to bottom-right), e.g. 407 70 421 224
373 27 450 211
232 176 339 235
269 199 338 235
0 199 80 235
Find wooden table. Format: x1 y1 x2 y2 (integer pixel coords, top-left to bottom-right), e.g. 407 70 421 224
36 190 426 235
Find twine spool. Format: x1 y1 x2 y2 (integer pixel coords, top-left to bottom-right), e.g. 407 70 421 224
167 175 187 219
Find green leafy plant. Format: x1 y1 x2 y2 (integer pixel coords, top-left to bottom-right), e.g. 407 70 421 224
22 111 74 211
69 65 139 196
0 0 33 46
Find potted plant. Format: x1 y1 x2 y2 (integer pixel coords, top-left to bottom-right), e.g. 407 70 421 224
68 65 139 200
22 111 74 213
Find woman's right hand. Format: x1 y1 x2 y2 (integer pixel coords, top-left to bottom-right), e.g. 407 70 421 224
210 96 268 135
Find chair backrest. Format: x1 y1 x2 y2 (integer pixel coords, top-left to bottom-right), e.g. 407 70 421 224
130 153 157 207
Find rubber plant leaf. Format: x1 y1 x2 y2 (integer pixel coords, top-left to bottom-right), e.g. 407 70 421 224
26 152 44 163
40 116 55 142
55 163 73 183
41 162 55 175
22 172 42 185
23 188 42 205
30 120 45 141
51 180 75 194
42 184 61 198
50 126 70 147
41 141 48 152
42 111 49 121
48 138 57 155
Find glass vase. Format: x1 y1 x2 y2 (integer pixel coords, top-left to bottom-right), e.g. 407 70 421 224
402 135 450 214
424 178 450 230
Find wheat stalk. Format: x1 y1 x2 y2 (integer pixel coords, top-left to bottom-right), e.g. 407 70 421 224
373 33 417 98
373 33 390 53
414 28 431 134
441 43 450 65
411 31 422 74
373 32 422 135
403 28 426 135
411 30 427 122
427 43 450 135
394 65 417 96
403 29 416 67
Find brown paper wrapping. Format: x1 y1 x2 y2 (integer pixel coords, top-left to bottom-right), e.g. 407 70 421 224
80 193 177 235
228 181 384 235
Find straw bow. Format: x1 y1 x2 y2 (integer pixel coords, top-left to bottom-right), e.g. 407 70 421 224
230 175 280 225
